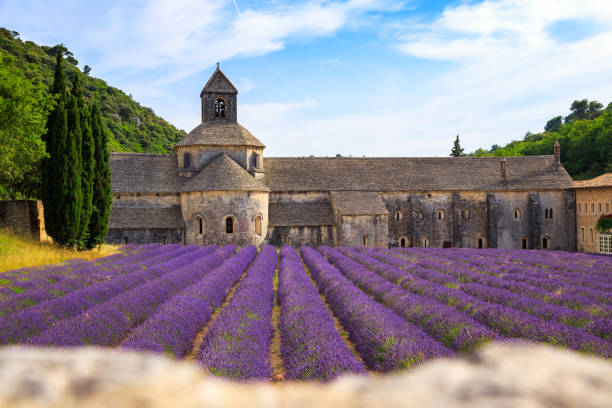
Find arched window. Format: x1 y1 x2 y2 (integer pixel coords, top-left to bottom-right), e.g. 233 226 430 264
545 208 549 219
400 237 407 248
214 98 225 117
581 227 585 243
478 237 484 249
226 216 234 234
395 211 402 221
363 235 369 246
183 152 191 168
437 210 445 220
423 237 429 248
598 203 602 214
461 209 469 220
162 234 167 245
255 215 262 236
514 208 521 219
549 208 553 218
521 237 528 249
542 236 550 249
590 228 594 243
195 216 204 235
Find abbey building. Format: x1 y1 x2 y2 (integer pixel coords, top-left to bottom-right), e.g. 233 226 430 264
107 67 576 250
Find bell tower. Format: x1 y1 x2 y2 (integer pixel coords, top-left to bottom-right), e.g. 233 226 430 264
200 63 238 123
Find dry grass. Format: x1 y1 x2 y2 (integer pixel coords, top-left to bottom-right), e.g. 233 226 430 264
0 228 120 273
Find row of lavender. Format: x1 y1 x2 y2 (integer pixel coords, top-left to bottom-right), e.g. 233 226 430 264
382 248 612 338
342 248 610 357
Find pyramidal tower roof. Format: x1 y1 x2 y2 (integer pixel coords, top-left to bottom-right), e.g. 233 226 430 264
200 65 238 96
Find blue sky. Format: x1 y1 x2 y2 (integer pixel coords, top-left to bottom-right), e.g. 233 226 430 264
1 0 612 157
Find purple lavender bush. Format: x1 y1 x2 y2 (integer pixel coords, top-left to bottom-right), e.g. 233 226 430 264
278 246 366 381
121 245 257 357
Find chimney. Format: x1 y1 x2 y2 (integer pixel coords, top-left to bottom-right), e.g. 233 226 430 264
553 139 561 164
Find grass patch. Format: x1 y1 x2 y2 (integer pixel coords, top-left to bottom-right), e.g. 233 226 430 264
0 228 120 273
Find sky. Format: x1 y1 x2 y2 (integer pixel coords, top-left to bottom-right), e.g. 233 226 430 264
1 0 612 157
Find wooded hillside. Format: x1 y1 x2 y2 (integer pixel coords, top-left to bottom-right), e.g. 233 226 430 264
0 28 186 154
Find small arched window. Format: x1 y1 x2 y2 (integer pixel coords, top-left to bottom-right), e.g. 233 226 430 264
598 203 602 214
514 208 521 219
395 211 402 221
423 237 429 248
461 209 469 220
437 210 445 220
255 215 262 236
545 208 549 219
549 208 553 218
521 237 528 249
162 234 167 245
400 237 407 248
363 235 369 246
196 216 204 235
183 152 191 168
226 216 234 234
214 98 225 117
542 236 550 249
478 238 483 249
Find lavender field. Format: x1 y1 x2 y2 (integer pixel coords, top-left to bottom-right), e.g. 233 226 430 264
1 244 611 382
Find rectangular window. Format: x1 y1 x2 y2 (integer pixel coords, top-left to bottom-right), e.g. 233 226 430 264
581 227 585 243
599 203 602 213
590 228 594 243
600 234 612 254
592 203 595 213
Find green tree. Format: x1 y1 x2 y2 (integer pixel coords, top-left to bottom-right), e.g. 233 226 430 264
86 103 112 248
544 116 563 132
587 101 604 119
42 50 82 247
566 99 589 123
0 52 53 199
73 74 94 247
450 135 465 157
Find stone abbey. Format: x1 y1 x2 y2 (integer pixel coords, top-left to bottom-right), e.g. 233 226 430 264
107 67 576 250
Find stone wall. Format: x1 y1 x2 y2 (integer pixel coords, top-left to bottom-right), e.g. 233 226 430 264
381 191 573 250
267 225 336 247
575 186 612 253
181 191 268 247
201 92 237 123
0 200 48 241
1 343 610 408
338 214 388 247
106 228 183 245
175 145 264 173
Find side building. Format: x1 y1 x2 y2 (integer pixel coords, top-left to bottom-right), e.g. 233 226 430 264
573 173 612 254
107 67 576 250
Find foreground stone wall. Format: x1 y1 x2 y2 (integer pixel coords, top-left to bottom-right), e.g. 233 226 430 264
0 343 610 408
0 200 48 241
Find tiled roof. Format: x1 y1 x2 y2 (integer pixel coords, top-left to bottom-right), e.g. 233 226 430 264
200 67 237 96
572 173 612 189
269 201 334 226
176 122 264 148
110 153 179 193
330 191 389 215
181 153 269 192
263 156 574 192
109 205 183 229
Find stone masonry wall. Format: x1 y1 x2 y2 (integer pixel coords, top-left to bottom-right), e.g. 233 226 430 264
181 191 268 247
0 200 48 241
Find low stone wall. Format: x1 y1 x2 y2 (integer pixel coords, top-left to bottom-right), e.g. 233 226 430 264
0 343 610 407
0 200 48 241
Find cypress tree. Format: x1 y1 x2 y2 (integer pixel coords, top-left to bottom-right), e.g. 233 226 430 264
73 74 94 248
86 103 112 248
450 135 465 157
61 86 83 246
42 50 68 244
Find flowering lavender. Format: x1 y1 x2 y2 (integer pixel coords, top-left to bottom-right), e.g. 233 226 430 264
121 245 257 357
347 249 611 357
326 247 498 352
300 247 453 372
197 246 277 380
0 245 214 344
28 245 236 347
278 246 366 381
0 244 200 316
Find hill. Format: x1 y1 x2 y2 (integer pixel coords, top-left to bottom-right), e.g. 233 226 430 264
0 28 186 154
469 100 612 180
